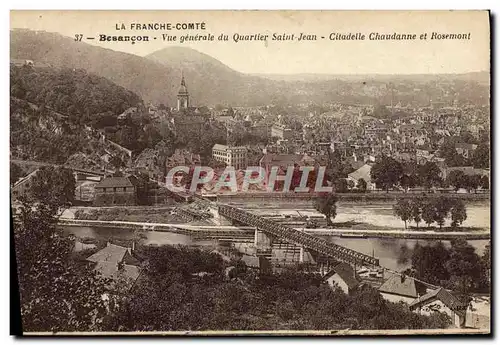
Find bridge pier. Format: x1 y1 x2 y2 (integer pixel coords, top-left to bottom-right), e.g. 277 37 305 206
208 204 232 225
253 228 273 258
218 204 380 267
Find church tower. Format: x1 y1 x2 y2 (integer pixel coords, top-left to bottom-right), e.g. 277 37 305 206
177 72 189 111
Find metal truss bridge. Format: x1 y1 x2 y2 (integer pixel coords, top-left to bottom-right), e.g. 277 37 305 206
218 204 379 267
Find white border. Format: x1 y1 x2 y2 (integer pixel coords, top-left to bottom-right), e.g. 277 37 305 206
2 1 498 344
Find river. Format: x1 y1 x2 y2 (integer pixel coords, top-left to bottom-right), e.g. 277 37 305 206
61 225 489 272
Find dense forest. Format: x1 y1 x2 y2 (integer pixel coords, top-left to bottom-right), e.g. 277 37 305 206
105 245 451 331
15 197 452 332
10 64 142 119
10 65 164 163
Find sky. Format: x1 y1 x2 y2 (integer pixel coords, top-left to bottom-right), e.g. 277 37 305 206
10 10 490 75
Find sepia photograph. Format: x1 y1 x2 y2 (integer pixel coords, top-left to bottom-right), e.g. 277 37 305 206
9 10 491 336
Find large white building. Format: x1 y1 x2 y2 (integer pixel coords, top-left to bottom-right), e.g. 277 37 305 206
212 144 248 170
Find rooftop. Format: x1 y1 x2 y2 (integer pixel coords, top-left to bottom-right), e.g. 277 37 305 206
95 176 135 189
379 274 421 298
324 262 360 290
409 287 467 312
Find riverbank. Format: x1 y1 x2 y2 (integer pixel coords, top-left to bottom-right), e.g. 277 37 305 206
58 219 490 240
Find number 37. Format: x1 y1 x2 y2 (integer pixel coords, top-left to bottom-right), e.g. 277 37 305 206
74 34 83 42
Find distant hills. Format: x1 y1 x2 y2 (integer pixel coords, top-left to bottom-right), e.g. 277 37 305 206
254 72 490 85
10 29 281 107
10 29 490 107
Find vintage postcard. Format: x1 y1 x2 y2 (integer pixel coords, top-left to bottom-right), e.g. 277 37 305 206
10 10 490 335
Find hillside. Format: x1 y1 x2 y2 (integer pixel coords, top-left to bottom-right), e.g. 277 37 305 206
144 46 284 107
10 65 162 163
10 64 142 120
11 29 490 107
10 29 280 107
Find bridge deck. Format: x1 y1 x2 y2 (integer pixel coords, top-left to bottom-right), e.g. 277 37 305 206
218 205 379 266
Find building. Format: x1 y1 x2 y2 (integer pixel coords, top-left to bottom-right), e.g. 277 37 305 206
323 262 361 295
378 274 426 304
166 149 201 174
93 176 137 206
177 73 189 111
170 75 210 138
455 143 478 159
86 242 141 293
409 287 467 328
271 124 293 141
212 144 248 170
75 180 99 203
347 164 374 190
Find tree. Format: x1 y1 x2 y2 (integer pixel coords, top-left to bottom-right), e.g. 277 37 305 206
30 166 76 208
393 199 412 229
446 170 465 192
433 197 453 229
370 156 403 192
439 139 468 167
471 143 490 169
480 242 491 290
480 175 489 190
357 178 367 192
450 199 467 228
399 174 416 192
417 162 442 190
422 202 436 227
109 155 124 171
335 178 348 193
347 179 355 190
410 198 423 229
14 199 112 332
10 162 24 186
445 239 482 297
464 174 481 193
314 193 338 226
411 241 451 285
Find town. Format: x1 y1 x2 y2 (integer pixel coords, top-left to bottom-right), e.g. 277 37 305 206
10 27 490 334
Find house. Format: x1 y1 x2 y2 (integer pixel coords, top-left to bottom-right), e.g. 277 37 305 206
455 143 478 159
93 176 137 206
396 123 425 135
87 242 141 293
378 274 426 304
212 144 248 170
409 287 467 328
166 149 201 173
347 164 374 190
271 124 293 141
323 262 361 295
75 180 99 202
